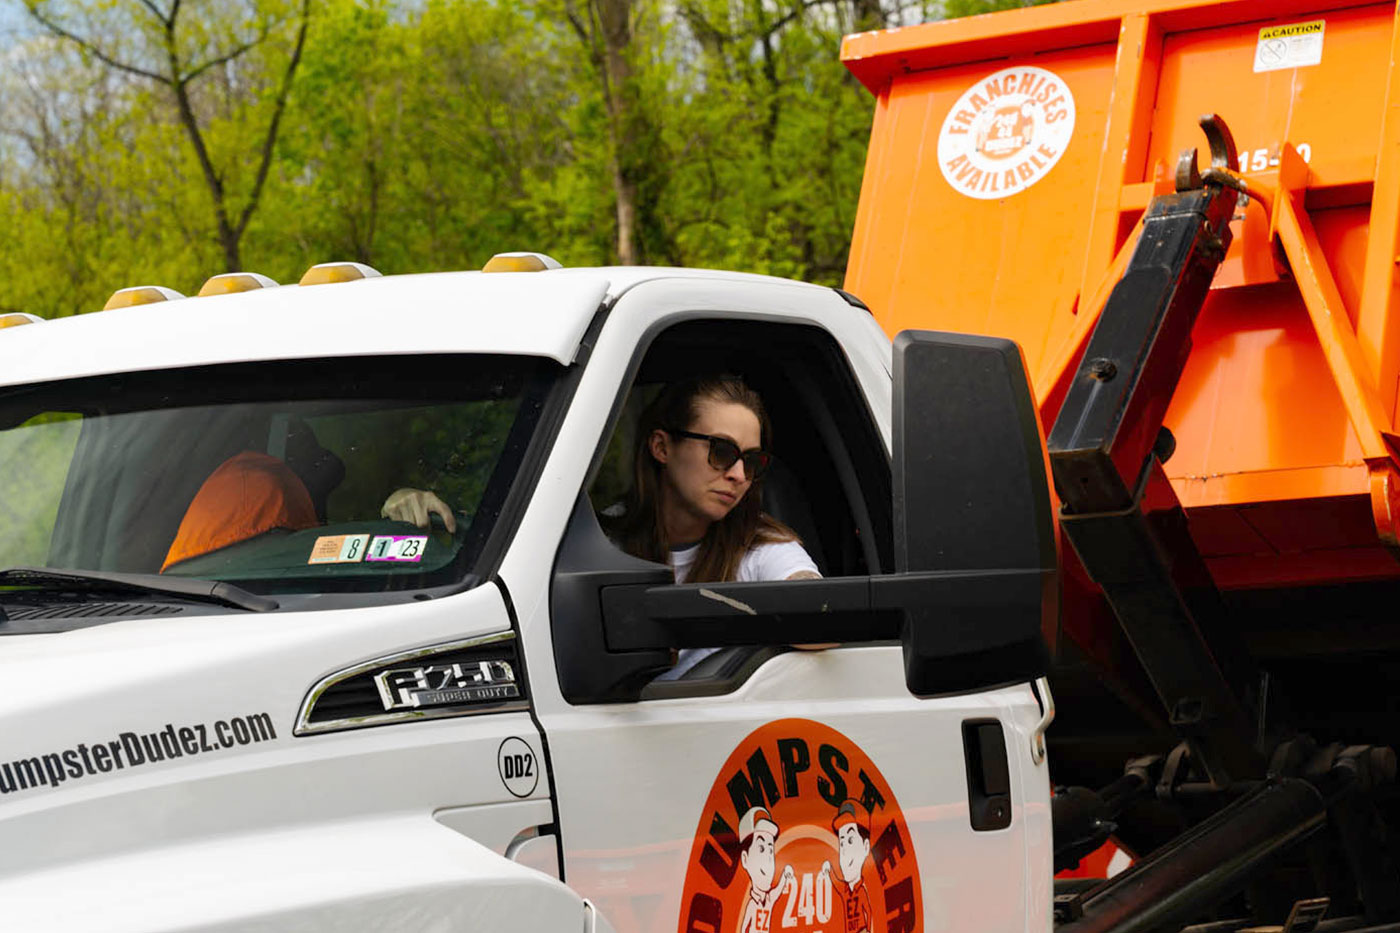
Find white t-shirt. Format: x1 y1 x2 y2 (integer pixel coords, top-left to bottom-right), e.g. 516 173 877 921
669 538 818 585
656 538 820 680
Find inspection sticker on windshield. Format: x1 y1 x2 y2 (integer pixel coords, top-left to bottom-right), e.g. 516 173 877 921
366 535 427 562
307 534 371 564
1254 20 1324 72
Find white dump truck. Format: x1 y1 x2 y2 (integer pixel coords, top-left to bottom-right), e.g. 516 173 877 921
0 257 1056 931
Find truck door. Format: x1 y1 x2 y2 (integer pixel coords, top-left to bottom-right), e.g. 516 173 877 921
499 283 1054 933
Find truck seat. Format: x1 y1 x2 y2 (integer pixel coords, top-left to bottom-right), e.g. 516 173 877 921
282 417 345 523
760 458 828 574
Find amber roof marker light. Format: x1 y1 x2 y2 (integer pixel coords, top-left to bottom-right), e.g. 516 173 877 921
197 272 279 297
102 286 187 311
299 262 383 286
482 252 563 273
0 313 44 329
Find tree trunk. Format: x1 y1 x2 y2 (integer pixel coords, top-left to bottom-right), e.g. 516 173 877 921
613 161 639 266
218 219 242 272
597 0 640 265
853 0 885 32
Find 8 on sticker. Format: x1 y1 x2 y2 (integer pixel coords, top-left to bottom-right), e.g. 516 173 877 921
366 535 428 562
308 534 370 565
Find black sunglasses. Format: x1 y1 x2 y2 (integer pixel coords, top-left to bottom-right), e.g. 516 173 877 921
665 429 772 480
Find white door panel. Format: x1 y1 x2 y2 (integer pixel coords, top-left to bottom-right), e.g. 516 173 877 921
540 646 1042 933
500 289 1046 933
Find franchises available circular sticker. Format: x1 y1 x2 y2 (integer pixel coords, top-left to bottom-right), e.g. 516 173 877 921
677 719 921 933
938 65 1076 200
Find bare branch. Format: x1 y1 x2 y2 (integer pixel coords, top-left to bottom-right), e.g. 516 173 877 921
758 0 827 40
23 4 169 84
234 0 311 239
562 1 594 51
679 1 735 49
157 13 230 257
135 0 170 27
181 31 267 84
169 78 225 204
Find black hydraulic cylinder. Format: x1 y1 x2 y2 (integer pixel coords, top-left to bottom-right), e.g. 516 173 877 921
1058 779 1330 933
1048 116 1261 786
1053 786 1112 873
1053 767 1156 873
1049 179 1237 514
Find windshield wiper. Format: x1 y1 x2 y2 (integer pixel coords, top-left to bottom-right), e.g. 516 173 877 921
0 567 278 613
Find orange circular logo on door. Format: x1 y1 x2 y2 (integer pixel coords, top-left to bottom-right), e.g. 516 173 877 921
677 720 921 933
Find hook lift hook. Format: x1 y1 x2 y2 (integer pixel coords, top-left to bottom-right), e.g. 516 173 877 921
1175 113 1246 194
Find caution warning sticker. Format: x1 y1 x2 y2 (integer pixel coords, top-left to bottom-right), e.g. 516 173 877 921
1254 20 1324 73
677 719 922 933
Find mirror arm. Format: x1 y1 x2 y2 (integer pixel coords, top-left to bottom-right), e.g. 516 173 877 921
600 570 1047 655
603 577 889 651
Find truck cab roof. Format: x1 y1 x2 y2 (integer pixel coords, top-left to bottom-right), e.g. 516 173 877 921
0 265 838 388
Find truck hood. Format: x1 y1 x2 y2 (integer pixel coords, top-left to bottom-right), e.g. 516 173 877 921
0 583 524 877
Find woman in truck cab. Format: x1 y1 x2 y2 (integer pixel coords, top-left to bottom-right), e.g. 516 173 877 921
330 375 818 673
606 375 818 584
604 375 820 677
385 375 820 587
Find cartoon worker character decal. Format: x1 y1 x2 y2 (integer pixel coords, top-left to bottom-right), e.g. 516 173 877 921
678 719 922 933
737 806 795 933
828 800 874 933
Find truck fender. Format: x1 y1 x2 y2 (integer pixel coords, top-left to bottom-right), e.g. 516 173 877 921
0 814 607 932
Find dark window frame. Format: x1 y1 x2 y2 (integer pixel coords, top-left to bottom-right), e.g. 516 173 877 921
551 313 893 703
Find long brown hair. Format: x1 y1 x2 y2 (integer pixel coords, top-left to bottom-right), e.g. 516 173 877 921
608 375 798 583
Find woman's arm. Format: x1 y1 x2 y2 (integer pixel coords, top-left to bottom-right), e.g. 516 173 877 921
785 565 829 647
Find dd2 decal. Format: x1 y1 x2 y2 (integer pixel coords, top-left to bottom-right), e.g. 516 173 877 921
678 720 921 933
497 736 538 798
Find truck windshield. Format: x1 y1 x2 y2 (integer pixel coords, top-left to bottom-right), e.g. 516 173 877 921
0 355 556 600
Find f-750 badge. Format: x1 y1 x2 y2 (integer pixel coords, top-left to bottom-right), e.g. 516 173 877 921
373 660 519 711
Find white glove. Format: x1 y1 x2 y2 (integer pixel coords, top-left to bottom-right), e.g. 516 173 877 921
381 488 457 533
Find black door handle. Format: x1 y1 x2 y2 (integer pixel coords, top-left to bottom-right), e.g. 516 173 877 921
963 718 1012 831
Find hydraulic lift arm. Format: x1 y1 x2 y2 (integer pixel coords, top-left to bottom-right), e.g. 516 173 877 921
1048 114 1400 933
1047 115 1261 788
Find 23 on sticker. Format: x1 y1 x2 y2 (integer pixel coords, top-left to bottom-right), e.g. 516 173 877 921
365 535 427 562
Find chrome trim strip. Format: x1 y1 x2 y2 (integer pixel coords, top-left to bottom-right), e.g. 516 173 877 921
503 824 544 861
294 631 527 736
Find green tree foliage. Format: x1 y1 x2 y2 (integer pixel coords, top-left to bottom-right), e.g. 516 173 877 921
941 0 1055 16
0 0 1053 318
0 413 81 567
21 0 312 273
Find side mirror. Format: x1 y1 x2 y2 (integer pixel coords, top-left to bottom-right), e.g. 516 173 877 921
892 331 1057 695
